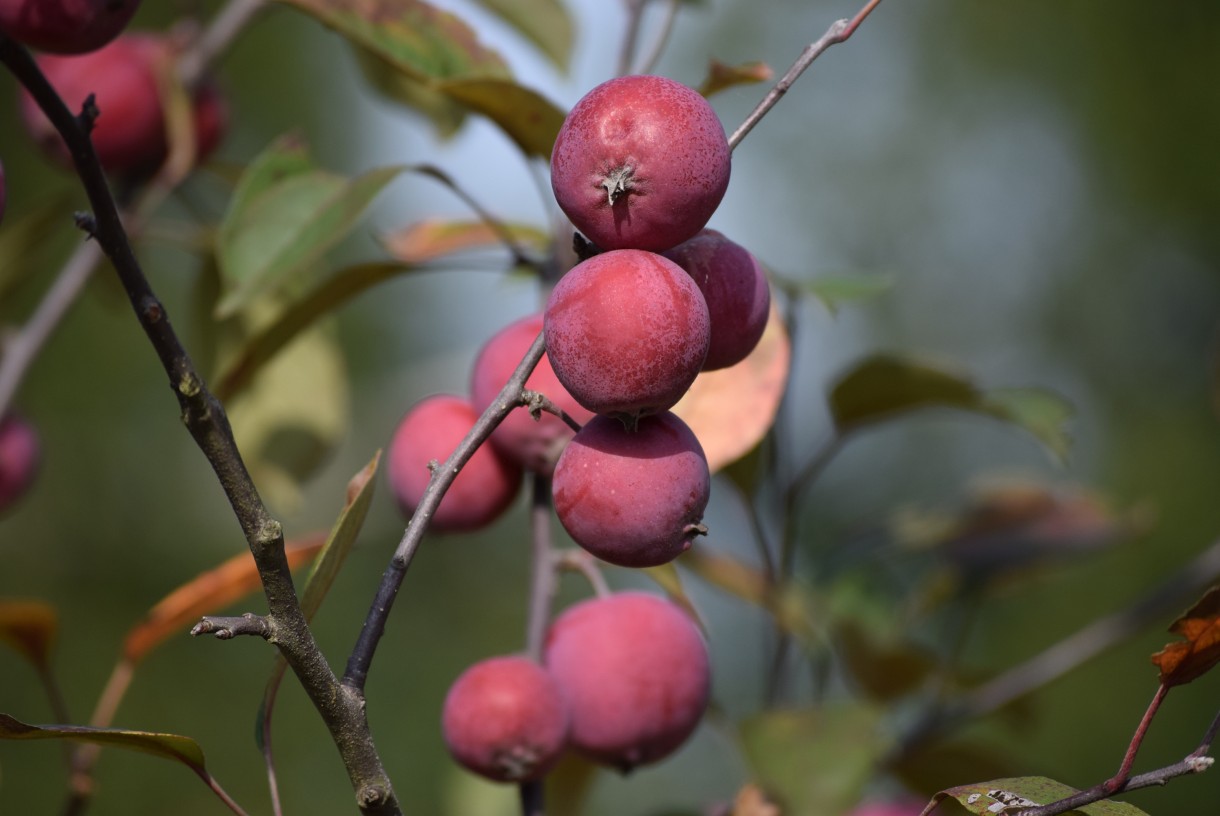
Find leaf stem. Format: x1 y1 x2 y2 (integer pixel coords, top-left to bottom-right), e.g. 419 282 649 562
728 0 885 151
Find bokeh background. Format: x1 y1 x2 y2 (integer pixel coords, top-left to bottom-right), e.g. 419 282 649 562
1 1 1218 814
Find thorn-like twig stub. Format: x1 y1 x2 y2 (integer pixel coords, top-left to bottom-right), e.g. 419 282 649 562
572 231 601 261
73 211 98 237
190 613 271 640
77 93 99 133
601 165 635 206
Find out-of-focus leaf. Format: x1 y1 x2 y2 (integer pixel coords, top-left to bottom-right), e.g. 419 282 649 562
641 562 703 630
893 479 1137 583
835 619 935 702
923 777 1148 816
227 318 349 512
122 534 325 664
1152 585 1220 687
473 0 573 69
829 355 1073 462
274 0 565 157
720 435 768 498
740 704 884 816
892 739 1017 799
0 600 57 673
698 59 773 97
802 273 895 315
730 783 781 816
0 191 77 301
680 549 817 645
436 78 566 158
0 713 207 775
380 218 550 264
353 46 469 137
257 453 381 753
214 262 419 401
673 305 790 473
215 141 403 317
545 752 599 816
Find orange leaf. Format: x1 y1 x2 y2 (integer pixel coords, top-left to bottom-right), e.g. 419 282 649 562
1151 585 1220 687
122 533 326 663
380 218 548 264
673 304 790 473
699 59 774 98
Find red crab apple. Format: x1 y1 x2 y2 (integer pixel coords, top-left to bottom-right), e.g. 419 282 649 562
387 394 523 532
544 592 710 771
0 413 40 513
18 32 227 176
552 411 709 568
544 249 710 424
664 229 771 370
0 0 141 54
551 74 731 252
441 655 569 783
469 313 595 474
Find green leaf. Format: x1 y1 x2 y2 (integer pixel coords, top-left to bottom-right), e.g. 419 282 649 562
0 713 207 775
215 139 404 318
0 600 57 674
926 776 1150 815
802 272 895 315
740 704 885 816
437 78 566 158
227 316 349 511
473 0 573 69
0 191 77 302
256 454 381 752
834 619 935 702
215 261 418 401
829 355 1073 462
679 549 818 645
272 0 566 157
352 46 469 137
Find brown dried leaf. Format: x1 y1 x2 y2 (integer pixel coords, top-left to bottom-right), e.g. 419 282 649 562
0 600 57 672
122 533 326 663
1151 585 1220 687
380 218 549 264
673 305 790 473
699 59 774 97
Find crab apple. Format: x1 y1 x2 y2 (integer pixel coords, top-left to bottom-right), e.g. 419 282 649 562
0 0 141 54
0 414 40 513
551 74 731 252
441 655 569 783
552 411 709 568
469 314 595 474
663 229 771 371
544 249 710 424
387 394 523 533
18 33 227 176
544 592 710 771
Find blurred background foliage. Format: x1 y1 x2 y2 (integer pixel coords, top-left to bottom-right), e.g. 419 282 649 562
1 0 1218 814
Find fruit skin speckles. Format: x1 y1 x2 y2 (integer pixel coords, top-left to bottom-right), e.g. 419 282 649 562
553 411 709 568
544 592 711 772
551 74 731 252
441 655 569 783
544 249 710 425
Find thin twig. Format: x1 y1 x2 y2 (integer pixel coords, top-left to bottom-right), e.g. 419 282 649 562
519 779 545 816
522 388 583 434
176 0 267 87
632 0 680 75
525 473 557 661
1107 683 1170 792
190 613 271 639
728 0 885 150
342 332 547 692
0 30 400 816
554 549 613 598
617 0 647 78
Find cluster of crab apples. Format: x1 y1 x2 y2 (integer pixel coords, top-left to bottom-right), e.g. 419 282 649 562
385 75 771 782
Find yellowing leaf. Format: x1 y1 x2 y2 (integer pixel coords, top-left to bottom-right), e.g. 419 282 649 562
1152 585 1220 687
381 218 550 264
699 59 773 97
0 600 57 673
673 305 790 473
680 549 817 644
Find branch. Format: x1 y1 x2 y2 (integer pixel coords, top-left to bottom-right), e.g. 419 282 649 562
342 331 548 692
728 0 884 150
525 473 557 661
0 32 400 816
1013 707 1218 816
190 613 272 640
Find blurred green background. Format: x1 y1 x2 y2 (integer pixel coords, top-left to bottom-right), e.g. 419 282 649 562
1 1 1218 814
